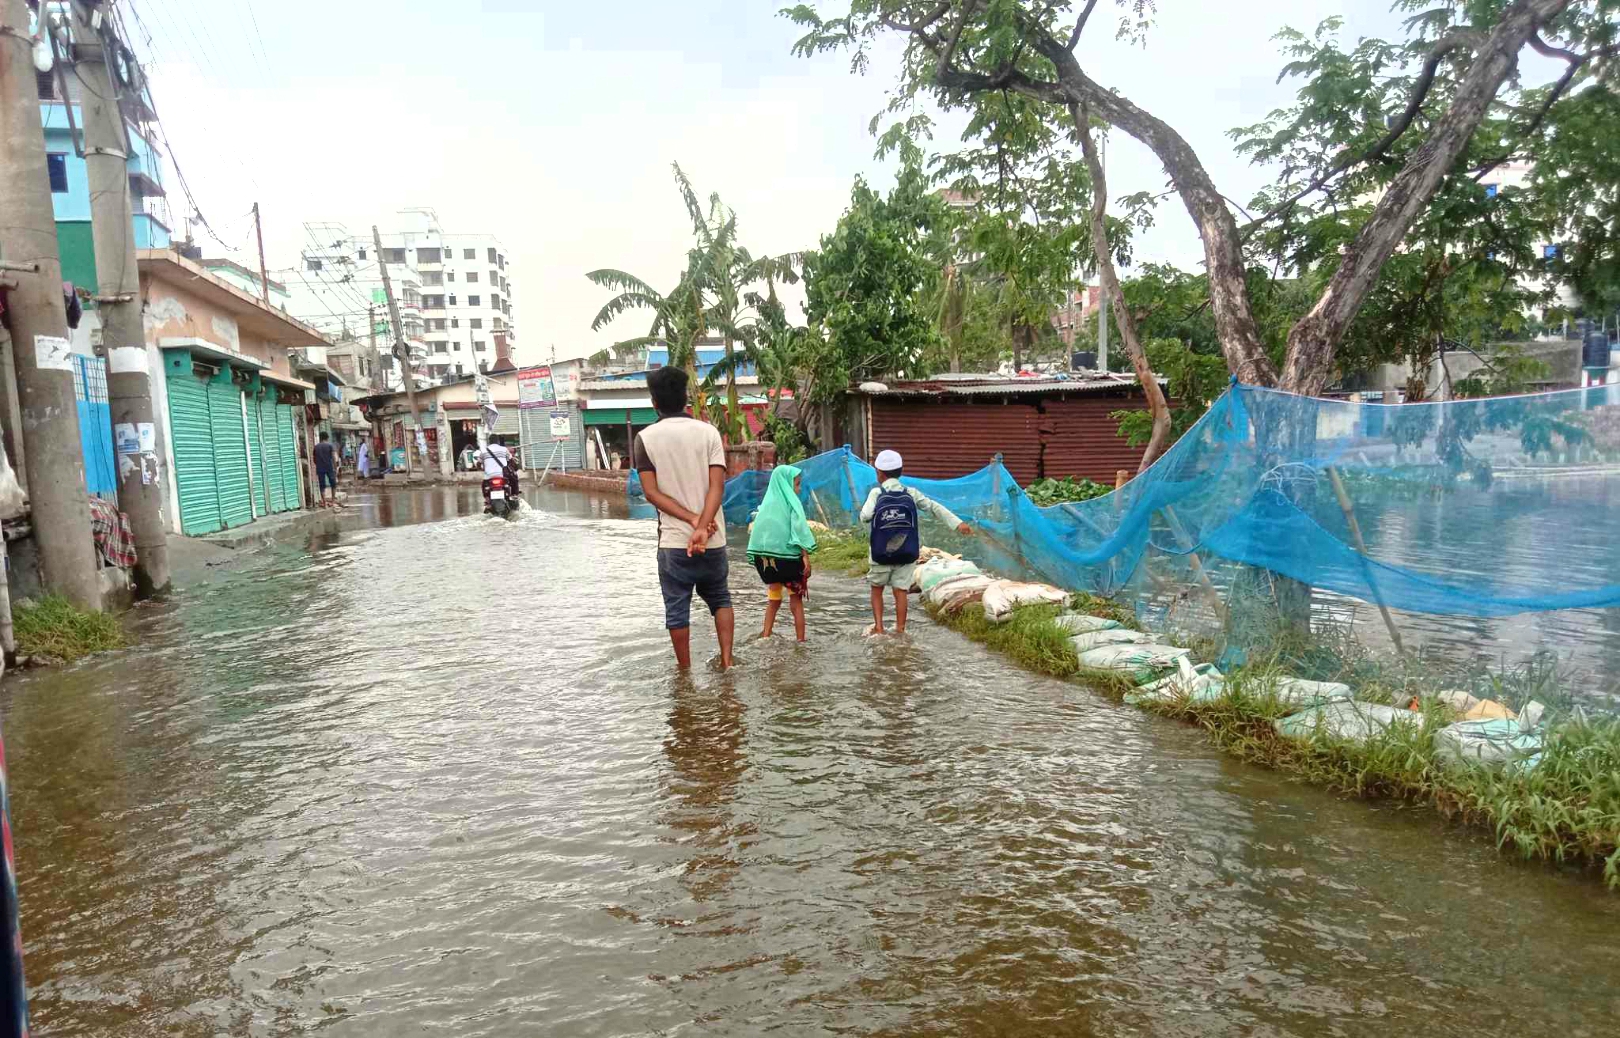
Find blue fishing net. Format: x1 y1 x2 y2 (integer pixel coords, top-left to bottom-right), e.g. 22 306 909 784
629 382 1620 688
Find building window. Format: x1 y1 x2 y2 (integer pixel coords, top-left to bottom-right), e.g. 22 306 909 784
488 270 498 285
357 248 367 260
448 294 457 306
453 342 461 352
478 361 489 374
417 247 441 263
468 295 481 307
463 248 476 259
424 294 445 309
470 318 483 330
466 272 479 283
383 248 407 264
305 257 322 271
446 270 455 281
430 341 448 353
421 272 442 287
492 294 502 310
451 317 459 328
46 153 69 193
36 70 57 100
1544 244 1560 259
1485 184 1498 198
487 247 497 264
493 317 504 330
498 254 506 269
474 340 487 352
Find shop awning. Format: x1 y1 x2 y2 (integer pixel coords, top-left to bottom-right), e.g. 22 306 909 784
582 407 658 426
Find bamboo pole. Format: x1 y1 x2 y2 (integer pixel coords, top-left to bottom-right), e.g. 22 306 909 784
1326 466 1406 654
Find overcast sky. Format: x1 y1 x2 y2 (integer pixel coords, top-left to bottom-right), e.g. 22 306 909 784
131 0 1487 364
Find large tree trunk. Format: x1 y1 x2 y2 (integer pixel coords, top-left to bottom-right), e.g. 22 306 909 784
1074 103 1172 472
1279 0 1573 393
932 0 1574 394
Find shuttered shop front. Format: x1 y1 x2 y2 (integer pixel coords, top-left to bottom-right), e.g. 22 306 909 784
521 401 583 470
866 390 1150 485
165 356 223 535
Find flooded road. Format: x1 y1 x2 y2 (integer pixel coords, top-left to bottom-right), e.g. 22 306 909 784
5 485 1620 1036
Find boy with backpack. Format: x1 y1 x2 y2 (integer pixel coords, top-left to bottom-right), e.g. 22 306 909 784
859 449 972 635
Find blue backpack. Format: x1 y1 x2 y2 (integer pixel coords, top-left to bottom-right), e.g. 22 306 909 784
870 487 920 565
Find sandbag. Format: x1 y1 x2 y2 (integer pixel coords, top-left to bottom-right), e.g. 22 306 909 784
1070 628 1151 652
916 558 983 594
1053 613 1122 634
1274 701 1420 744
1419 689 1517 721
1253 676 1353 709
1433 718 1543 768
926 574 994 614
982 579 1069 623
1075 643 1192 683
1125 658 1225 706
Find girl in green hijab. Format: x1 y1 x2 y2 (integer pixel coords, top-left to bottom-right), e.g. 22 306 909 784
747 464 817 641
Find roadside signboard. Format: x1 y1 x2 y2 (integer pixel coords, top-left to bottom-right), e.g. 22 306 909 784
550 411 571 441
518 366 556 408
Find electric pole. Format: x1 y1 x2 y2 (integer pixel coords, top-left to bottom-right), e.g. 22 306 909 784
74 0 169 596
0 0 103 610
252 202 269 303
372 227 421 478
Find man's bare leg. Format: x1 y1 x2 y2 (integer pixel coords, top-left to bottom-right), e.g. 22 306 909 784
669 626 692 669
894 589 909 635
714 607 735 668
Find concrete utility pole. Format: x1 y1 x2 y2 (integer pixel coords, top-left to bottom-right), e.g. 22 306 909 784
371 227 421 478
252 202 269 303
0 0 104 610
74 0 169 596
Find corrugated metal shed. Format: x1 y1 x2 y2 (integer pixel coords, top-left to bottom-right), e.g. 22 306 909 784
860 376 1154 484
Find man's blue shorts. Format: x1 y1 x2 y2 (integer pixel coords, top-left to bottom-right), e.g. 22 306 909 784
317 467 337 491
657 548 732 629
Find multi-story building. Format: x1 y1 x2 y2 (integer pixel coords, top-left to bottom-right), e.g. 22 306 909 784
279 210 517 386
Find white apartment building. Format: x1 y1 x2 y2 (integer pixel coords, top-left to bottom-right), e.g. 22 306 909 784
278 209 518 386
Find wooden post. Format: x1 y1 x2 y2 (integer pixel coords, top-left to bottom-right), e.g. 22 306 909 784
1326 466 1406 654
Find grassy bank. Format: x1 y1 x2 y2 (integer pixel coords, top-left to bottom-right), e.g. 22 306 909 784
14 594 126 663
925 596 1620 888
812 529 873 576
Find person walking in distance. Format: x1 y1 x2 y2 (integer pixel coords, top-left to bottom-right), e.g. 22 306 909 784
860 449 972 635
313 431 341 508
635 366 734 669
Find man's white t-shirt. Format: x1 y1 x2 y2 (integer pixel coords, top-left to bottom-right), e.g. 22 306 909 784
634 416 727 550
476 443 513 478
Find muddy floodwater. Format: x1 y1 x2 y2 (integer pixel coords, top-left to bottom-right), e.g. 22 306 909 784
4 485 1620 1037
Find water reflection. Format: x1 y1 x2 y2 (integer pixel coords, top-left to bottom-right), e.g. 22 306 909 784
3 487 1620 1036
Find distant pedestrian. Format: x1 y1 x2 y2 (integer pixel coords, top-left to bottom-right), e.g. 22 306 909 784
357 440 372 479
634 366 734 669
860 449 972 635
313 431 340 508
460 442 478 471
747 465 815 642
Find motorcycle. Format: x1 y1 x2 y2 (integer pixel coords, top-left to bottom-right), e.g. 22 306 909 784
483 472 520 519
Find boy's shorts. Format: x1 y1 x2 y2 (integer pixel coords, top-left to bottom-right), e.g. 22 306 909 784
657 548 732 629
868 560 917 590
317 467 337 491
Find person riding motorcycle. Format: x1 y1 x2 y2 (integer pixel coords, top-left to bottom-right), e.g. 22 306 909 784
475 440 519 511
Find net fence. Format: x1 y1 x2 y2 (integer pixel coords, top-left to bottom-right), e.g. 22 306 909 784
631 382 1620 708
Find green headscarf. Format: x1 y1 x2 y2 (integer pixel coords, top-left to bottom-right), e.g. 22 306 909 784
747 464 817 559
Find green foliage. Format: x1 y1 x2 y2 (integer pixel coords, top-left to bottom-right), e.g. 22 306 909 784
1114 337 1230 448
763 410 810 464
801 163 949 400
1452 344 1554 399
1024 475 1112 506
932 602 1085 679
14 594 126 663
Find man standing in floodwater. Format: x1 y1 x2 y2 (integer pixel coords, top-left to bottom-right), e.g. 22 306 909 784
634 366 735 669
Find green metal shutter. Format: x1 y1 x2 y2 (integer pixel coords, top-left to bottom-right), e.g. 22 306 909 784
244 392 262 518
277 405 300 510
209 379 253 528
168 370 222 535
258 397 284 512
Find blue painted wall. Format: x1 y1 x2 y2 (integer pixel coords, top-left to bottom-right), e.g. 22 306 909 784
40 104 171 247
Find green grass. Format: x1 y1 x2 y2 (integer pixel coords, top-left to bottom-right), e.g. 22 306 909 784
13 594 126 663
812 529 873 576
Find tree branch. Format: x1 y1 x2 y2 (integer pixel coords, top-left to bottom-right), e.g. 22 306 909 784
1068 0 1101 50
1281 0 1575 395
1472 35 1613 181
879 1 952 34
938 0 976 76
1072 99 1172 470
1242 30 1476 240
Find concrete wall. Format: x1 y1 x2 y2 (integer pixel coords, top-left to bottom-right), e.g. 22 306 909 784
141 276 293 375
